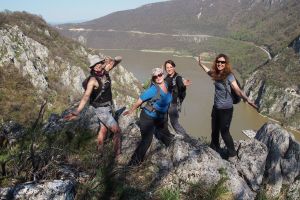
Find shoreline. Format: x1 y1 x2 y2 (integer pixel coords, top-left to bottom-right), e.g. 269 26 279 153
258 112 300 135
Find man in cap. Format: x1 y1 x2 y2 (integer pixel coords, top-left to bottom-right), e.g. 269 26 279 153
65 54 122 157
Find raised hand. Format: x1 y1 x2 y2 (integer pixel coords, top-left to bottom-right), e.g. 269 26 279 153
183 79 192 86
248 101 258 110
246 99 258 110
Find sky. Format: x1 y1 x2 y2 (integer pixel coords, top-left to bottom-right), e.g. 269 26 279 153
0 0 167 24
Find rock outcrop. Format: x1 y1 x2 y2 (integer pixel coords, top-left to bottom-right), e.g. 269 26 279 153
44 105 300 199
2 107 300 199
0 25 86 95
288 180 300 200
0 180 75 200
255 122 300 197
244 70 300 130
0 121 25 146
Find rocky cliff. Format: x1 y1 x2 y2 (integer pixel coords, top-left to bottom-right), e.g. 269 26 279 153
0 12 141 125
1 106 299 199
0 25 86 95
244 46 300 130
1 10 299 200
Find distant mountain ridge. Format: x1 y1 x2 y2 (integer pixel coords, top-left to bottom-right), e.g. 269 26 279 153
59 0 300 54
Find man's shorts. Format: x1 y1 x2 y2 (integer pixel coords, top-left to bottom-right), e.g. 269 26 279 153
94 106 118 129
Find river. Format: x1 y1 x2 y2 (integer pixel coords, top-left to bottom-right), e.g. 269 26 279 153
101 49 300 141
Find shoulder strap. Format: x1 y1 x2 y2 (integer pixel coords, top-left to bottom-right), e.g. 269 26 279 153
171 74 179 94
222 76 233 99
92 76 106 103
143 83 161 112
222 73 239 99
149 83 160 103
172 74 179 86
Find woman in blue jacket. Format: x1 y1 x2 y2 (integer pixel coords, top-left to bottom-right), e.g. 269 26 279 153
124 67 174 166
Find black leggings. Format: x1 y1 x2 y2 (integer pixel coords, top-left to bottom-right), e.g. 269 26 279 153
210 106 236 157
129 110 174 165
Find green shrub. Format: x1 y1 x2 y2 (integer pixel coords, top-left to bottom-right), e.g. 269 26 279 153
159 187 180 200
186 168 230 200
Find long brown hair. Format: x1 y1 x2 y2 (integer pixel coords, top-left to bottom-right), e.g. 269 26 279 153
210 54 232 81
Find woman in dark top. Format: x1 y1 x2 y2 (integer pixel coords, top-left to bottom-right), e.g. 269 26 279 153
198 53 257 160
164 60 190 137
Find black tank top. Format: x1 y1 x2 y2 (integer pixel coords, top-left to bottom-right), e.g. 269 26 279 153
90 72 112 106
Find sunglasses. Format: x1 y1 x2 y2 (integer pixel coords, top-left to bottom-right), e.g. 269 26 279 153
153 73 163 78
216 60 226 64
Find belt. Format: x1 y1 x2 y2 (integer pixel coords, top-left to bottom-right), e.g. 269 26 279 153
92 101 112 108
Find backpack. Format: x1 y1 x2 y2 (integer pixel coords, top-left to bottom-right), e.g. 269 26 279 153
142 82 161 112
222 74 241 104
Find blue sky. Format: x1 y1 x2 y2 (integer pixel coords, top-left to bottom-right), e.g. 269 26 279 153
1 0 167 24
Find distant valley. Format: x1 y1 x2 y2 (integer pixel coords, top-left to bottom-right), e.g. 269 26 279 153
57 0 300 130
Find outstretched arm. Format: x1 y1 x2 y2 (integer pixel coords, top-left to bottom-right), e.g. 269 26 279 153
231 80 258 110
123 98 143 116
197 55 211 75
104 56 122 72
64 78 95 120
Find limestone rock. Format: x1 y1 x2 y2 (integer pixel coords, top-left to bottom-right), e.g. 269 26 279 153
235 139 268 191
117 120 256 200
287 180 300 200
0 121 25 145
244 70 300 130
255 122 300 197
0 180 75 200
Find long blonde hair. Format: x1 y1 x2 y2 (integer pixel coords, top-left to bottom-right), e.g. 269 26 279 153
210 54 232 81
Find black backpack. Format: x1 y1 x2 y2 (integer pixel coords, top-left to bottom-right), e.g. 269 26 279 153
222 75 241 104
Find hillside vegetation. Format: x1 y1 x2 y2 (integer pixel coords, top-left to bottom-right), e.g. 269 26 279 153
0 65 40 125
0 11 88 125
0 11 88 68
60 0 300 55
0 11 141 127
